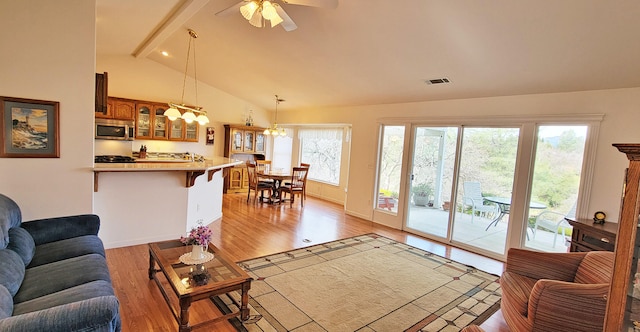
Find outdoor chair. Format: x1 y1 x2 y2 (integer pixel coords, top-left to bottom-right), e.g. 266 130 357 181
462 181 496 222
531 202 576 247
246 163 272 203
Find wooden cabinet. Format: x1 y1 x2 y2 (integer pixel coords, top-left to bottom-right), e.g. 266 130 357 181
227 166 250 193
135 103 152 139
566 218 617 252
109 98 135 121
95 72 108 118
604 144 640 331
223 124 267 193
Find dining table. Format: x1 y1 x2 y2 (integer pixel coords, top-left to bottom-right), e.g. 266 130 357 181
257 169 292 204
483 196 547 231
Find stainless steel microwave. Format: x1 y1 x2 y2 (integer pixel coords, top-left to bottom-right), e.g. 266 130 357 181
95 119 134 141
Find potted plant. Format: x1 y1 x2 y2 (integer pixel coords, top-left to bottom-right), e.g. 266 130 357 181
412 183 433 206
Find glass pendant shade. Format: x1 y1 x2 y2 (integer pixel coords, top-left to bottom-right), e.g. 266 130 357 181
164 107 182 121
182 111 197 123
196 114 210 125
249 8 263 27
240 1 258 20
263 128 270 135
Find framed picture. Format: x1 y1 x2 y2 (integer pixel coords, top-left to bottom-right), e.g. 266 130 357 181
0 96 60 158
206 127 214 145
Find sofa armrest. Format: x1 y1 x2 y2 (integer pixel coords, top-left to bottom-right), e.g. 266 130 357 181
527 279 609 331
505 248 587 281
21 214 100 245
0 296 120 332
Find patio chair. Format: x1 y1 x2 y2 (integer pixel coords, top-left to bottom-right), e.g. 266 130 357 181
531 202 576 247
462 181 496 223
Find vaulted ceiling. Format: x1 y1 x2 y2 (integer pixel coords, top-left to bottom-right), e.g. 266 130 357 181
96 0 640 111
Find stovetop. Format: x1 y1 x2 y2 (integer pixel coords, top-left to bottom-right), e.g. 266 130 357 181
95 155 136 163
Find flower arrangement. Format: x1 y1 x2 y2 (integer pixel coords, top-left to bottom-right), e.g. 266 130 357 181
180 223 212 246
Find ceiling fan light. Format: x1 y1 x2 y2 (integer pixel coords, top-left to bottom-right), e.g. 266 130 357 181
262 1 277 20
263 128 271 135
270 12 284 27
249 7 263 27
182 111 197 123
279 128 287 136
240 1 258 20
164 107 182 121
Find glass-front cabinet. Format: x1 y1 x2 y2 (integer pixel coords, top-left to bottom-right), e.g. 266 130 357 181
135 104 152 139
153 106 168 139
185 121 198 142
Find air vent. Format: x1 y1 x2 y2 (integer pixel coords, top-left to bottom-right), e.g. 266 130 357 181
425 77 451 85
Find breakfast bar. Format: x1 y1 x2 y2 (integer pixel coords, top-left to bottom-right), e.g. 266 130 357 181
93 157 242 249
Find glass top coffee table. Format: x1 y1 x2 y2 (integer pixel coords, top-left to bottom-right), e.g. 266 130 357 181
148 240 252 332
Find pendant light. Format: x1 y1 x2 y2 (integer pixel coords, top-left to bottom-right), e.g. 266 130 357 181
165 29 210 125
263 95 287 137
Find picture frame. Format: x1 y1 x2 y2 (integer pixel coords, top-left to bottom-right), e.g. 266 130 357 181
0 96 60 158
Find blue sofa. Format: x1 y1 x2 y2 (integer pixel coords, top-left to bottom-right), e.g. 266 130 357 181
0 194 121 331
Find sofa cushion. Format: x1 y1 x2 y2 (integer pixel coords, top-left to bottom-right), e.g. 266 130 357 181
500 271 538 316
0 194 22 249
7 227 35 266
574 251 614 284
28 235 105 268
14 253 111 304
0 249 25 296
0 285 12 319
13 280 115 315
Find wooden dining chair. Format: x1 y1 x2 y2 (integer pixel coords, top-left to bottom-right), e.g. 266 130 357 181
255 160 274 185
299 163 310 200
278 167 309 207
246 163 272 203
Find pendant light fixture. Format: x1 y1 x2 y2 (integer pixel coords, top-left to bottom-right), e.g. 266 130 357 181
165 29 210 126
263 95 287 137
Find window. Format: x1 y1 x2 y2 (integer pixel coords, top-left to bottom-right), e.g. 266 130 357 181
299 128 344 185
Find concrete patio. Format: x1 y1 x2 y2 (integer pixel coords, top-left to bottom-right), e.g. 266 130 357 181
406 205 570 254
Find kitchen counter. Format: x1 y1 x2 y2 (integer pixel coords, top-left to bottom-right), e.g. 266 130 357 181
92 156 242 249
93 157 242 191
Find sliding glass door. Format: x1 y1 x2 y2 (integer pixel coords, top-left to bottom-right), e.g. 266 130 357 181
451 127 520 255
375 118 598 259
406 127 457 239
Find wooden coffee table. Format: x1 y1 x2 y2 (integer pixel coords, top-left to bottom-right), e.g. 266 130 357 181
148 240 252 332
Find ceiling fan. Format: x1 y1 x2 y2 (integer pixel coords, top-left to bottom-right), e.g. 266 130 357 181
216 0 338 32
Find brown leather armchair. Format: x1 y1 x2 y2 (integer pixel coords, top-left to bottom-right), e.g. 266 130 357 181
463 248 614 332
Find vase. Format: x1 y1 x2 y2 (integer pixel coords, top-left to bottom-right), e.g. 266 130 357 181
190 244 206 260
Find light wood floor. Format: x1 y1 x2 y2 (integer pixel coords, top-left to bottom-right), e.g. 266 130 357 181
106 193 509 332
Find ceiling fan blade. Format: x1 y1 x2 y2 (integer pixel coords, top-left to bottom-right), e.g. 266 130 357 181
215 1 247 16
282 0 338 9
274 5 298 31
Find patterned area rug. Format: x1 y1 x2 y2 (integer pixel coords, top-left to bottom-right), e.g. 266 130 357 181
213 233 501 332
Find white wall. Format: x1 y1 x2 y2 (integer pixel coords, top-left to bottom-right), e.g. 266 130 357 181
97 54 270 159
0 0 96 220
279 88 640 226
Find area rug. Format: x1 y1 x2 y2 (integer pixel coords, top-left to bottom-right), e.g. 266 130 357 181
213 233 501 332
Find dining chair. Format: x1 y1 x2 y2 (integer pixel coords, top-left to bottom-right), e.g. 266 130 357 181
255 160 274 185
246 163 272 203
278 167 309 207
299 163 310 200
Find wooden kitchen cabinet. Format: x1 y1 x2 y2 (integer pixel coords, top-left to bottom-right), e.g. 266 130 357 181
135 103 152 139
95 72 109 118
110 98 135 121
